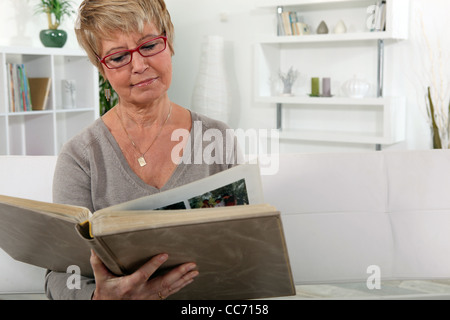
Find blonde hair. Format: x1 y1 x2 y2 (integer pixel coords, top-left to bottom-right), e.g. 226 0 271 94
75 0 174 73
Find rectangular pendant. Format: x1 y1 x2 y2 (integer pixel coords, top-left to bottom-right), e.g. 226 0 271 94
138 156 147 167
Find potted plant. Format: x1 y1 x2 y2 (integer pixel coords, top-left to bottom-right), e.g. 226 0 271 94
36 0 75 48
279 67 299 96
99 74 118 116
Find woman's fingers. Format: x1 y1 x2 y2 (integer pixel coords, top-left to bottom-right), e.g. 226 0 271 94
130 253 169 283
90 251 199 300
154 262 199 299
164 263 199 290
162 270 198 298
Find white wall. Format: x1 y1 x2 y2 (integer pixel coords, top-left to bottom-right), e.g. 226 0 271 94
1 0 449 154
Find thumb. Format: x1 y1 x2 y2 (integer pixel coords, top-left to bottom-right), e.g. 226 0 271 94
90 249 115 282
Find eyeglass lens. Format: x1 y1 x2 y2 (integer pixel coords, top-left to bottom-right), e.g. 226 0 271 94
104 37 166 69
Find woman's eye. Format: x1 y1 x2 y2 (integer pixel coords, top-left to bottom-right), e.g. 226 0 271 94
107 52 130 64
141 43 157 52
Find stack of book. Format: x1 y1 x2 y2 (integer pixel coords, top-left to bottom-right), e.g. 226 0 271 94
277 11 307 36
6 64 51 112
6 63 32 112
371 0 387 32
277 0 387 36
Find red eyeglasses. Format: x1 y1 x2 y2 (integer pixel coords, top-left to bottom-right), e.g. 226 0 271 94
98 36 167 70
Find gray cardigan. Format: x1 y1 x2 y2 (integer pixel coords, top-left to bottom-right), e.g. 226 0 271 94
45 111 238 300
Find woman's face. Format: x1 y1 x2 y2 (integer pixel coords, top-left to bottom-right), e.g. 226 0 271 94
100 23 172 107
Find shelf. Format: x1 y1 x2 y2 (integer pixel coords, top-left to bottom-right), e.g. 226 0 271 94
256 96 392 105
279 96 405 145
278 129 398 145
257 0 375 7
253 0 409 148
256 31 403 43
54 108 97 114
7 110 54 116
0 46 87 57
0 47 99 156
5 108 95 116
257 0 409 40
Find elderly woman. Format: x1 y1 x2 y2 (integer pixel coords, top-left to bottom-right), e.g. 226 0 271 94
45 0 238 300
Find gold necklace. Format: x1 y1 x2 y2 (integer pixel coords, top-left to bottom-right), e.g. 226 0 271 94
115 103 173 167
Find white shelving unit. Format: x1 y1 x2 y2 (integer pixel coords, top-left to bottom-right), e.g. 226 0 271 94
0 46 99 156
254 0 409 148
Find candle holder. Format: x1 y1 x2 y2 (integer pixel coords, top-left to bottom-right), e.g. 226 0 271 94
322 78 332 97
309 77 333 97
310 77 320 97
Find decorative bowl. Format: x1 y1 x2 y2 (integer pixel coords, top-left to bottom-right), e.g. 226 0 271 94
342 77 370 98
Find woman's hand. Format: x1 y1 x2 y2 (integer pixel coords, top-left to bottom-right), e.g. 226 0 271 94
90 250 199 300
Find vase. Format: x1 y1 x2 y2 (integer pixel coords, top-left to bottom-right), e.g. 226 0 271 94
39 29 68 48
282 83 293 96
342 76 370 98
316 21 329 34
191 36 230 123
334 20 347 34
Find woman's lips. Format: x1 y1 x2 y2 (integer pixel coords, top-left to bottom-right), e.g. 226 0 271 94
132 77 157 87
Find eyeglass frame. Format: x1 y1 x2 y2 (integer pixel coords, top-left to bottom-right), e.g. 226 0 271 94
97 36 168 70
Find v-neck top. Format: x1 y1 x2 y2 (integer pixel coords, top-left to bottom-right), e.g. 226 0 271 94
53 111 239 213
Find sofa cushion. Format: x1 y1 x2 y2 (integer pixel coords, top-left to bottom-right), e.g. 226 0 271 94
262 152 387 215
261 150 450 284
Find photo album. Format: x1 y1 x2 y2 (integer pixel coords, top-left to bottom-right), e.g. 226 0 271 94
0 164 295 299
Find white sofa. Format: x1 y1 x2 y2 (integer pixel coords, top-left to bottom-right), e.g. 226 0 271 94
263 150 450 285
2 150 450 299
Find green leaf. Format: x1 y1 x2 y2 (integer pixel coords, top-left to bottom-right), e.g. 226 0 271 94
428 87 442 149
35 0 75 29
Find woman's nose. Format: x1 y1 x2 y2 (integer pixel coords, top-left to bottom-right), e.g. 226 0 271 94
131 52 149 73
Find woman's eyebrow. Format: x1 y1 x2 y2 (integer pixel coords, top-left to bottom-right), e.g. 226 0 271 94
104 46 127 56
137 34 160 43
